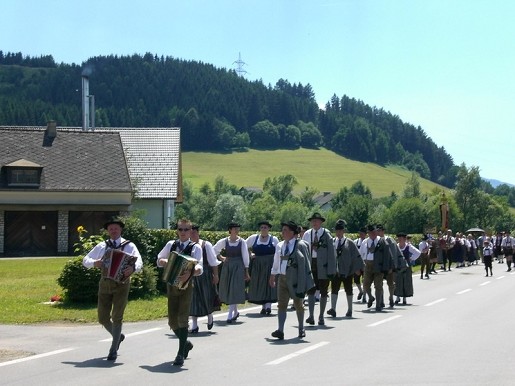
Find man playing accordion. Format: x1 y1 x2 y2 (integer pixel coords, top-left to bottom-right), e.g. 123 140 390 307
82 216 143 361
157 218 203 367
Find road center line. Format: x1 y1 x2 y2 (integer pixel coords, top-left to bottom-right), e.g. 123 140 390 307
0 348 75 367
99 327 163 342
367 315 402 327
496 276 505 280
266 341 329 365
425 298 447 307
480 281 491 286
456 289 472 295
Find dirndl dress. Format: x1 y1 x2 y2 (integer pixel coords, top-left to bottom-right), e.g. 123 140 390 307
248 235 277 305
219 239 246 305
190 241 221 317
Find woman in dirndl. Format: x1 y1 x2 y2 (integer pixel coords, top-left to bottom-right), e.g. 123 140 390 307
395 233 421 305
246 221 279 315
213 222 250 323
189 224 220 333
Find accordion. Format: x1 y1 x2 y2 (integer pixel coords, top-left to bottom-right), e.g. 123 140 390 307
162 250 198 290
101 249 137 283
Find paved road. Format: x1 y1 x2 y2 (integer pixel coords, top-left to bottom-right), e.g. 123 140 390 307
1 264 514 385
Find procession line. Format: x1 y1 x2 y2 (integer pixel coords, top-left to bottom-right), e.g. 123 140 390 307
367 315 402 327
424 298 447 307
0 348 75 367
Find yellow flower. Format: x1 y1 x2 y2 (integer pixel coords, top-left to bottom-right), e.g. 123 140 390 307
77 225 85 233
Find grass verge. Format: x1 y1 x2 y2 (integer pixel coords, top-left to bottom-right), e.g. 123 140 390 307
0 258 167 324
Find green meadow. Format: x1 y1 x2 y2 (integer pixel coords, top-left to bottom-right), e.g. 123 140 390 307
183 148 445 197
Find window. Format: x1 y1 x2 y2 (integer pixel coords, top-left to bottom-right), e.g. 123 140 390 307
7 168 41 187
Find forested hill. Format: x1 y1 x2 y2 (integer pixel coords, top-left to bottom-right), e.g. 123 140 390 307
0 51 455 187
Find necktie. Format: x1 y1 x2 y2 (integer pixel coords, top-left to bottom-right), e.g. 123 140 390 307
313 231 319 250
337 238 342 249
370 240 375 250
179 242 185 252
112 240 118 249
284 242 290 256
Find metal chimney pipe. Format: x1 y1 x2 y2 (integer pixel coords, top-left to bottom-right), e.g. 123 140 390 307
89 95 95 131
82 76 90 130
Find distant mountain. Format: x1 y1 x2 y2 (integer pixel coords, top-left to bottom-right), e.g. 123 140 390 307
484 178 514 188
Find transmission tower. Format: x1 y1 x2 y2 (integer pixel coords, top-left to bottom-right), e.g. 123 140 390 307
233 52 247 76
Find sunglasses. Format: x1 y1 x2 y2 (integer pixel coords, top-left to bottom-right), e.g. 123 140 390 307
177 228 191 232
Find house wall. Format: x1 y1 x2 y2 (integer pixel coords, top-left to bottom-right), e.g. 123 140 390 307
132 199 176 229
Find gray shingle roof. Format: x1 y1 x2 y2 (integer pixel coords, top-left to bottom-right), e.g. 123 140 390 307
0 127 131 192
104 128 180 199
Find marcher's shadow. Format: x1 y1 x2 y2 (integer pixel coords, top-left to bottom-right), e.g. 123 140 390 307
140 362 188 373
62 357 123 368
246 312 274 319
265 337 311 345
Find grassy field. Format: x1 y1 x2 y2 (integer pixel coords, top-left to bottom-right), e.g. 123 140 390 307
183 148 445 197
0 258 167 324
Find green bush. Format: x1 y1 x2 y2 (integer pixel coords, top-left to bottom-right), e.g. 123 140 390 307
57 257 100 303
57 258 160 303
129 263 159 299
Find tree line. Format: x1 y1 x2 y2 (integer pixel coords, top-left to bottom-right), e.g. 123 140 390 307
0 51 459 187
2 51 515 203
174 165 515 234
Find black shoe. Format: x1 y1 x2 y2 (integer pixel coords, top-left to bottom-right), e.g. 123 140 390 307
367 296 375 308
190 326 199 334
231 312 240 321
402 300 407 305
207 322 214 330
375 306 383 312
271 330 284 340
260 309 267 315
117 333 125 350
425 274 430 278
357 291 363 300
326 308 336 317
345 311 352 317
226 319 232 324
394 298 400 304
107 350 117 361
184 340 193 358
318 317 325 326
305 316 315 325
266 308 272 315
173 355 184 366
298 329 306 338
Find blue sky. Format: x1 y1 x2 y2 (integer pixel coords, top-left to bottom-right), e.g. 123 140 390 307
3 0 515 184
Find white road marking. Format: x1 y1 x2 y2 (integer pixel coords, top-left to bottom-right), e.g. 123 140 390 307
367 315 402 327
496 276 505 280
99 327 163 342
480 281 491 286
0 348 75 367
266 341 329 365
456 289 472 295
425 298 447 307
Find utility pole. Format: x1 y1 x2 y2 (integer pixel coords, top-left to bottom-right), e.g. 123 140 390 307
233 52 247 77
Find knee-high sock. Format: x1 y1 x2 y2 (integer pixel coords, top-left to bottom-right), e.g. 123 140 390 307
296 307 304 330
330 293 338 310
176 327 188 357
319 296 327 318
308 294 315 318
278 311 287 332
346 295 353 315
191 316 198 330
110 324 122 352
207 313 213 324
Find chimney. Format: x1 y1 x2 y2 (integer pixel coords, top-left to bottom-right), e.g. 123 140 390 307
46 120 57 138
82 75 90 130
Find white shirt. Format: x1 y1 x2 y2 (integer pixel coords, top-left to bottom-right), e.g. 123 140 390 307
83 237 143 272
271 238 297 275
302 228 326 258
398 243 421 262
213 236 250 268
156 239 204 275
198 239 220 267
360 236 380 261
419 241 430 253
